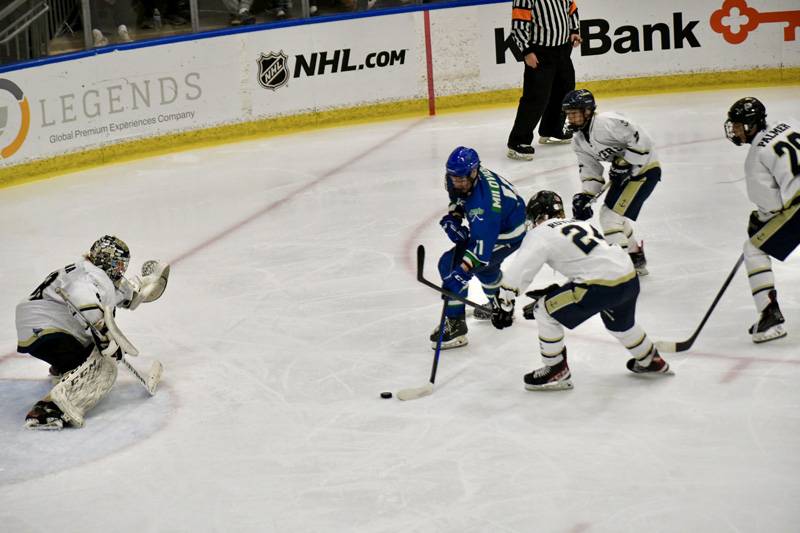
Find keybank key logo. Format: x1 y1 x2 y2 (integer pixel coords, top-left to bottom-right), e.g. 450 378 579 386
711 0 800 44
0 78 30 159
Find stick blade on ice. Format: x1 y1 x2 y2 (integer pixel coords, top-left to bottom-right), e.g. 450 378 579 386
396 383 433 401
146 361 163 395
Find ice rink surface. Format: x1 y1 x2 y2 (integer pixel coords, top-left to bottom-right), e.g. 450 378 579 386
1 86 799 532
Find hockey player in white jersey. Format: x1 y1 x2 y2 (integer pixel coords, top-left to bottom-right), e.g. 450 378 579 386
16 235 169 429
725 97 800 343
561 89 660 275
490 190 671 390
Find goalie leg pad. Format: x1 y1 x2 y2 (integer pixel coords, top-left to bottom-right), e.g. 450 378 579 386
50 348 118 428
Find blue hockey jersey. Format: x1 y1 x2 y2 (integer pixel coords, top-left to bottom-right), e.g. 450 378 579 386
457 167 527 269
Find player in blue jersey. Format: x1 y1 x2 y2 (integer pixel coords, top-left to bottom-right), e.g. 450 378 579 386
432 146 528 349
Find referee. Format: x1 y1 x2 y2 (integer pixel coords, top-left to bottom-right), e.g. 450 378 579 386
506 0 582 161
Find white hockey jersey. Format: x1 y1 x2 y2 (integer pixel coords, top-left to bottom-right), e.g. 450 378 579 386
573 111 659 195
501 217 635 293
16 259 132 348
745 119 800 218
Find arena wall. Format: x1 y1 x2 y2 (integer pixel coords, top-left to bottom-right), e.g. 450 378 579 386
0 0 797 187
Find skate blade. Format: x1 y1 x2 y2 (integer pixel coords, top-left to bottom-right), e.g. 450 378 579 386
524 379 573 391
538 137 572 145
25 418 64 430
506 149 534 161
752 325 787 344
431 336 468 350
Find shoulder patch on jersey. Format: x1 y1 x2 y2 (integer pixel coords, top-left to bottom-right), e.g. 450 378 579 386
468 207 485 222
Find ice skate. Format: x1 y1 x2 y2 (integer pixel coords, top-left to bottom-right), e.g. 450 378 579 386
749 290 787 344
506 144 535 161
538 134 573 145
524 353 572 390
472 300 496 321
25 400 66 430
629 243 648 276
430 316 468 350
626 351 672 375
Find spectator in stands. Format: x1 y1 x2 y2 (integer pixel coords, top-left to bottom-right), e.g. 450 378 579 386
90 0 136 47
135 1 188 30
223 0 256 25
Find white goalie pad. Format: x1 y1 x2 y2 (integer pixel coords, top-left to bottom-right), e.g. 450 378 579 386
50 348 118 428
123 260 170 311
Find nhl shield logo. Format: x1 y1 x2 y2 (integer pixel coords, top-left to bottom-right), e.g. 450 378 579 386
257 51 289 91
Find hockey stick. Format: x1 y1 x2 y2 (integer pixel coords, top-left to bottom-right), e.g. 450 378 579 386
655 254 744 353
413 245 492 314
397 244 466 401
55 288 163 395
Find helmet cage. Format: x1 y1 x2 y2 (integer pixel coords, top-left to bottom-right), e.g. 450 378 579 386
526 191 566 225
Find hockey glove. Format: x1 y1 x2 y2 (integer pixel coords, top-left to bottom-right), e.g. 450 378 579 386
609 158 633 187
747 210 767 237
440 213 470 244
522 283 560 319
442 264 471 297
572 192 594 221
448 202 466 218
491 286 517 330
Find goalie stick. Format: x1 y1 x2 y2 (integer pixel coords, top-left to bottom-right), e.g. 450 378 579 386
655 254 744 353
55 288 163 395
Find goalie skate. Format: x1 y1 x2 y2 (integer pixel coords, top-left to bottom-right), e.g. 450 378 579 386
25 401 66 430
749 290 787 344
430 317 468 350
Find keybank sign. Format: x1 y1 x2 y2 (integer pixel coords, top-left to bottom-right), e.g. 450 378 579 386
495 13 702 64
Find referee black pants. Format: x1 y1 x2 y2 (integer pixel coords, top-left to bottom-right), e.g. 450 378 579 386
507 42 576 147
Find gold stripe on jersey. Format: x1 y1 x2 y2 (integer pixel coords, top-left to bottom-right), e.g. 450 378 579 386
750 199 800 249
632 161 660 178
544 286 587 314
582 270 637 287
17 327 72 348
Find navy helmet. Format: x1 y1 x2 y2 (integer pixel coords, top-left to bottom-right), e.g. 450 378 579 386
444 146 480 198
526 190 565 224
725 97 767 146
561 89 596 132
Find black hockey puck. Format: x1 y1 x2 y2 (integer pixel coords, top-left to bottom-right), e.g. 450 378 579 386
380 391 393 399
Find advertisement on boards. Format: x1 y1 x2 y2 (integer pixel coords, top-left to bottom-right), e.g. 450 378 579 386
246 13 424 118
473 0 799 89
0 40 242 166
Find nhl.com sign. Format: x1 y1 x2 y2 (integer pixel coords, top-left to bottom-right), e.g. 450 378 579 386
257 47 408 91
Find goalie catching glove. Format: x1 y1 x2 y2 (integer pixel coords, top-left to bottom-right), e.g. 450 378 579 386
491 286 518 329
120 260 170 310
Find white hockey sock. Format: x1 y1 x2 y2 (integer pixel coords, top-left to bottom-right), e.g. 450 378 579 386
533 302 565 364
599 207 632 250
744 240 774 312
608 323 654 364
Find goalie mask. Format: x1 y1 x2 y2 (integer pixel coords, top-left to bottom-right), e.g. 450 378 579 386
725 97 767 146
526 190 565 225
88 235 130 282
444 146 480 199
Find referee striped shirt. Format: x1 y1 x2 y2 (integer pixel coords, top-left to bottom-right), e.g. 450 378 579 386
511 0 579 51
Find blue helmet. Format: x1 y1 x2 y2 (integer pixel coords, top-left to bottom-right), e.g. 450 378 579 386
561 89 596 132
445 146 480 198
